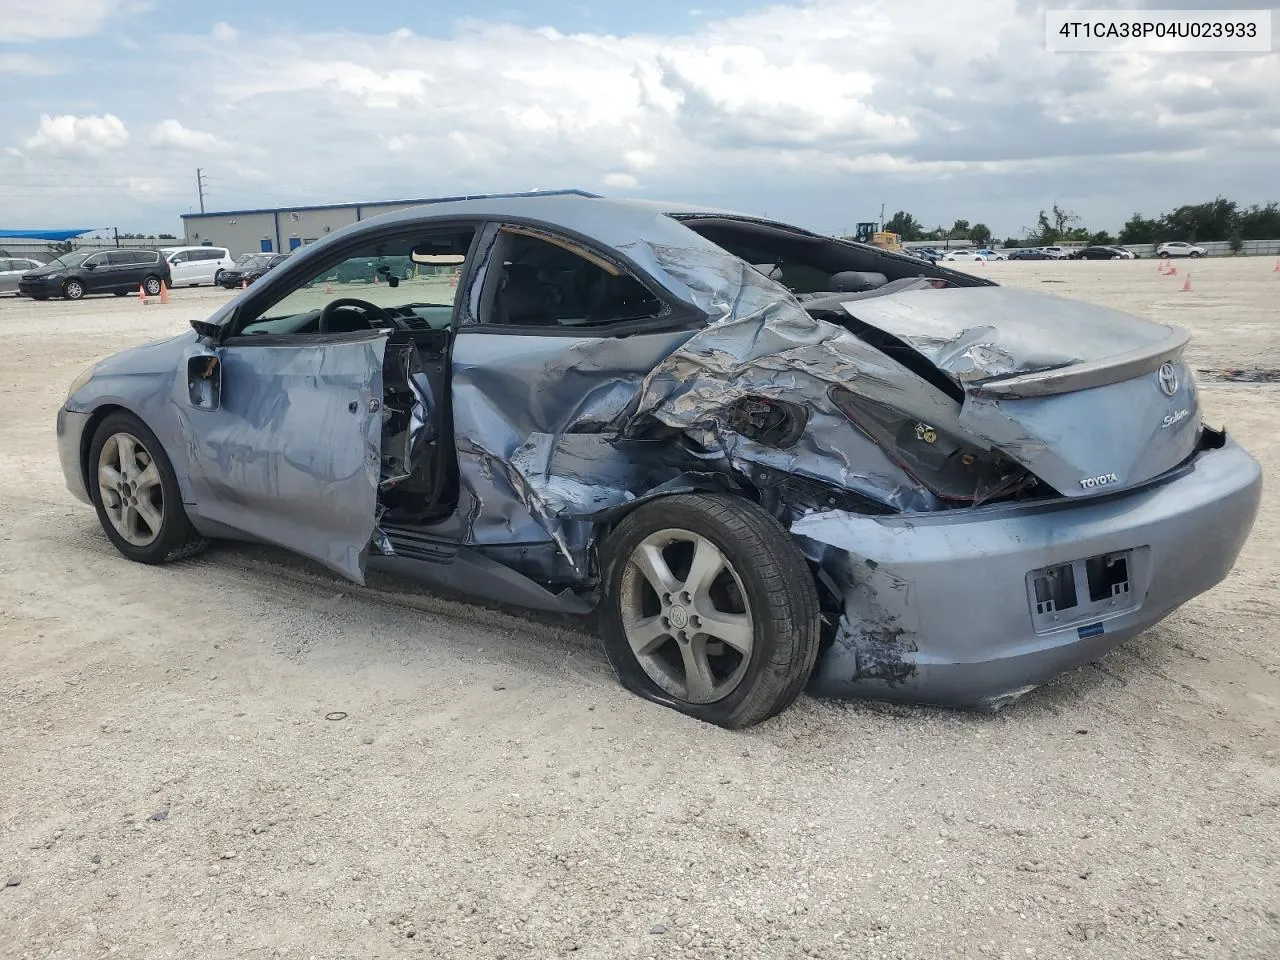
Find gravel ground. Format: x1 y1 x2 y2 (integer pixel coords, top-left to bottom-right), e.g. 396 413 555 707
1 258 1278 960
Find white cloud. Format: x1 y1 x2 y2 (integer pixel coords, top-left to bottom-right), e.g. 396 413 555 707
0 0 128 41
0 52 58 75
149 119 227 152
2 0 1279 234
23 113 128 154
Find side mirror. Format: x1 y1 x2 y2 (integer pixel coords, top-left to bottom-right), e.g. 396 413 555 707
85 262 97 270
187 353 221 410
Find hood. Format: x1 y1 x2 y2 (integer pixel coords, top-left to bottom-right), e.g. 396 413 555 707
25 263 70 277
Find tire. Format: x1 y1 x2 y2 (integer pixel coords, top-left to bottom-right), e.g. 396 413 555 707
1190 250 1204 258
214 270 225 286
1159 251 1170 259
88 412 208 565
143 276 163 296
599 494 821 728
63 279 85 300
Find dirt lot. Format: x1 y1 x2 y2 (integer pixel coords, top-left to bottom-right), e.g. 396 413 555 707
2 259 1278 960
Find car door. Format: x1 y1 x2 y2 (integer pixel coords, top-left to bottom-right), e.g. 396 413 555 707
174 230 464 582
177 332 386 582
168 251 196 285
448 223 700 554
79 252 114 292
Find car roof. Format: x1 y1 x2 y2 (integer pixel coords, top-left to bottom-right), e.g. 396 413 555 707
341 194 757 249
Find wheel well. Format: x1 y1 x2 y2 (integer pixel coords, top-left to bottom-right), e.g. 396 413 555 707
79 404 129 495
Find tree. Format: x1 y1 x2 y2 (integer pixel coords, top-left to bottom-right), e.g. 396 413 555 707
1228 228 1244 255
884 211 924 241
1031 204 1081 245
157 233 177 240
1089 230 1114 246
968 223 992 245
948 219 971 239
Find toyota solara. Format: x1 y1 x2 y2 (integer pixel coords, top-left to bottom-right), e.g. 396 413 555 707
58 192 1262 727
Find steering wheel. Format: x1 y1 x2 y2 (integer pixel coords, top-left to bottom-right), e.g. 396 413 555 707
318 297 395 334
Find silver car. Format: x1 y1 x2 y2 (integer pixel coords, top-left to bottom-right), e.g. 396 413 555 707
56 193 1262 727
1 256 45 294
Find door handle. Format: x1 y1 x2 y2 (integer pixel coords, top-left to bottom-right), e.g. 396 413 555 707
348 400 359 414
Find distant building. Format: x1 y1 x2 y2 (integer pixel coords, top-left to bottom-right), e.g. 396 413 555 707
179 190 595 258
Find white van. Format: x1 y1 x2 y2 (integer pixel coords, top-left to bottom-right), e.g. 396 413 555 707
160 246 235 287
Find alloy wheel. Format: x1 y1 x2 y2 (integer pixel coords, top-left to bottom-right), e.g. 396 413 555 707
618 529 754 704
96 432 164 547
144 277 162 296
64 280 84 299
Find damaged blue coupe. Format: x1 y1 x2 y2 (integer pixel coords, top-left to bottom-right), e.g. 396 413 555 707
58 192 1262 727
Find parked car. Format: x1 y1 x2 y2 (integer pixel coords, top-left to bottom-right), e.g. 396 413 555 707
161 246 236 287
322 254 415 285
974 248 1007 261
1007 248 1049 260
216 253 290 289
1073 246 1126 260
18 249 171 300
1156 241 1206 258
1 256 45 295
1039 246 1071 259
1110 246 1137 259
941 249 984 262
56 194 1261 727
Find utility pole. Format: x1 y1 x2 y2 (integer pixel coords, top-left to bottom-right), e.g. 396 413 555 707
113 227 119 248
879 203 885 231
196 167 208 214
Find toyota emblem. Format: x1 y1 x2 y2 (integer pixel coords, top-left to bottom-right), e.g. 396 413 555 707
1158 362 1179 397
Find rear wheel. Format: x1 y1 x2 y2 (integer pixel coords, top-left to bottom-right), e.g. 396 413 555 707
88 412 207 564
214 270 225 285
600 494 820 728
63 279 85 300
143 276 162 296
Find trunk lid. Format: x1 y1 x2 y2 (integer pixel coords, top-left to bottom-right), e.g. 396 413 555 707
839 286 1200 497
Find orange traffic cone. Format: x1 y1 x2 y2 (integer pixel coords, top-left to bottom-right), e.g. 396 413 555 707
240 278 247 290
325 283 334 295
137 283 147 303
1182 273 1192 292
159 280 169 304
373 273 380 285
1273 259 1280 273
1166 265 1177 276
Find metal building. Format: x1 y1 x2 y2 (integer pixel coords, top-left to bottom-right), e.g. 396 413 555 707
179 190 595 258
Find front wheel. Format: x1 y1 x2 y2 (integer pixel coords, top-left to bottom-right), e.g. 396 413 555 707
214 270 225 285
1159 251 1171 258
88 412 208 564
599 494 821 728
1190 250 1204 258
63 279 85 300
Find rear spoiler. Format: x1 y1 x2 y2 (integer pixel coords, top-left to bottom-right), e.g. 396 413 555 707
970 326 1191 399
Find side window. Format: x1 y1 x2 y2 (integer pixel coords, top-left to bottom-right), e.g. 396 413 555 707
232 229 475 338
170 252 188 263
84 253 109 267
107 251 134 266
480 228 663 329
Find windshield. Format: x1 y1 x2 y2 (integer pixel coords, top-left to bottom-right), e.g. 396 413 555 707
238 254 269 267
47 252 90 268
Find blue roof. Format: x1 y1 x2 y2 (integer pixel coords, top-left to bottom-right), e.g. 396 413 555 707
180 188 600 220
0 228 95 240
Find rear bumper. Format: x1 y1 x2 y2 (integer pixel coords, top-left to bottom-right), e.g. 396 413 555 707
793 438 1262 708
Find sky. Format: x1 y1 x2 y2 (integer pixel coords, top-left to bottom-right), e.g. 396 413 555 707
2 0 1278 238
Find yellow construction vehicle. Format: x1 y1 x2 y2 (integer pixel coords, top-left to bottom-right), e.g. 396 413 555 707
852 221 903 253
